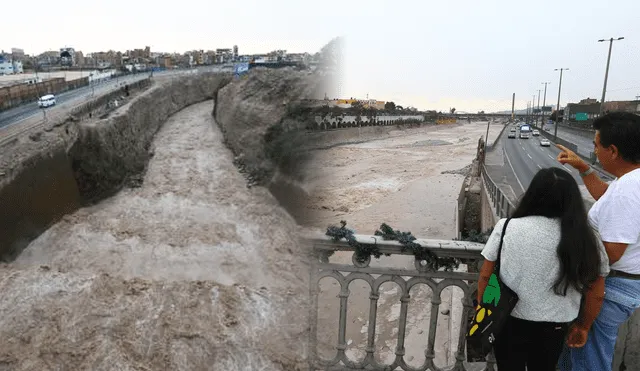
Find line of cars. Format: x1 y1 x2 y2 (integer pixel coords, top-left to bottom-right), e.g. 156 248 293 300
507 121 550 146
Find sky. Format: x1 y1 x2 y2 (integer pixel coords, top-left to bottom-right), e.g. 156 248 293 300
4 0 640 112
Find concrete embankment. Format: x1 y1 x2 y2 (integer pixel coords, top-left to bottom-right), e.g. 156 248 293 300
0 73 232 260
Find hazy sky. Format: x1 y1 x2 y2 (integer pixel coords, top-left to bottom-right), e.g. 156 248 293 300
4 0 640 112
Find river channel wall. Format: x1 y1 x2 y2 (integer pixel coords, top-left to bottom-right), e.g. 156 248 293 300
0 67 328 260
0 73 233 260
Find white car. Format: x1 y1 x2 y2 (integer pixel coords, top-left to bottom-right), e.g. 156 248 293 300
540 139 551 147
37 94 56 108
532 130 540 136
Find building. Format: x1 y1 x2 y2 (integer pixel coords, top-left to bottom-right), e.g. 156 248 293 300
0 55 15 75
603 100 640 113
88 50 123 68
579 97 598 105
12 60 23 74
60 47 76 66
233 45 238 61
75 51 85 66
36 51 60 68
330 98 386 110
215 48 233 63
11 48 25 61
564 99 601 123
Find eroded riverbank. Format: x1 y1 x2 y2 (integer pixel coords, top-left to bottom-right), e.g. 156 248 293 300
0 101 310 370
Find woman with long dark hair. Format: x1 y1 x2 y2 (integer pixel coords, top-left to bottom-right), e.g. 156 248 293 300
477 167 609 371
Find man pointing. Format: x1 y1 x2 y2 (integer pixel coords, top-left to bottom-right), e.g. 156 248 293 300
556 112 640 371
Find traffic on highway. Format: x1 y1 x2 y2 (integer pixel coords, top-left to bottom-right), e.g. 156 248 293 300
0 73 149 130
0 65 228 132
501 121 609 199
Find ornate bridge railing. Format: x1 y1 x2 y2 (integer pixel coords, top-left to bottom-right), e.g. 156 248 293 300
306 233 494 371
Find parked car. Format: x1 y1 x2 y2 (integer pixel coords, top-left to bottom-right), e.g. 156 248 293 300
540 139 551 147
532 130 540 136
38 94 56 108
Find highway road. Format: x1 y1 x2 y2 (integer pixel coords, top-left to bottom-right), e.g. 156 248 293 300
0 65 228 131
553 124 595 158
502 132 584 198
0 73 149 130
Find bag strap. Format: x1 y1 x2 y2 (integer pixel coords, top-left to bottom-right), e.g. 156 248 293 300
494 218 511 274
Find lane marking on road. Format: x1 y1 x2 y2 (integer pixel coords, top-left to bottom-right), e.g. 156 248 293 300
522 146 525 150
548 154 555 159
504 146 526 193
537 164 542 169
527 153 532 159
563 164 573 172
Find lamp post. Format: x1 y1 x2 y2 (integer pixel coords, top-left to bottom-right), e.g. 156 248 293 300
598 37 624 114
554 68 569 142
541 82 551 130
532 95 536 126
536 90 541 126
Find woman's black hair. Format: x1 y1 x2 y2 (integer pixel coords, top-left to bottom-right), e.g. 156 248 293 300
511 167 601 295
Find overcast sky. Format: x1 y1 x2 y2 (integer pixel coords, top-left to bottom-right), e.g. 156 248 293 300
4 0 639 112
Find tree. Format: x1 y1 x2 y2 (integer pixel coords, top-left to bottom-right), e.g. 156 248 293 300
549 110 564 122
384 101 396 111
396 105 404 111
450 107 456 114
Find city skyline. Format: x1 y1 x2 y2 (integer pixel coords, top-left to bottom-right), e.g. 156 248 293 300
4 0 640 112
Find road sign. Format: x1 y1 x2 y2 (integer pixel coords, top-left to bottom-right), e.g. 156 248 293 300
542 106 552 112
576 112 588 121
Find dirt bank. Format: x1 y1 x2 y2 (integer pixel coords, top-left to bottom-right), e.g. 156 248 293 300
0 73 232 260
214 67 325 184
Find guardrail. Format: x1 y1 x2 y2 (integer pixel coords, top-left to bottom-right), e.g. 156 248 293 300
480 164 515 219
307 233 496 371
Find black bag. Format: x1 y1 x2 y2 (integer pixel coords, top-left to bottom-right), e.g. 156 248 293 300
466 218 520 362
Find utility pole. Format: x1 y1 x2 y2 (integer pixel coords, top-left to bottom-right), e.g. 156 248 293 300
536 90 541 126
554 68 569 142
511 93 515 122
532 95 536 126
598 37 624 114
541 82 551 130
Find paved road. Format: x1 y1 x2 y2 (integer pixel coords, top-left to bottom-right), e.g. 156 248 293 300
0 74 149 129
554 124 595 158
0 65 228 131
502 133 584 198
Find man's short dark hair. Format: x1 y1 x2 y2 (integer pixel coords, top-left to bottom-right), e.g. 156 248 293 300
593 112 640 164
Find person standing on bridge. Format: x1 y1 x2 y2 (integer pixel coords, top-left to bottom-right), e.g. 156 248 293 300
556 112 640 371
478 167 608 371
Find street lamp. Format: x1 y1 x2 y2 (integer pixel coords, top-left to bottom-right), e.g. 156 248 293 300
598 37 624 114
533 94 536 126
541 82 551 129
536 89 541 126
554 68 569 142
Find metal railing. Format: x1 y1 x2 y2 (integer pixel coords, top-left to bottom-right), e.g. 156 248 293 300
480 165 515 220
307 233 495 371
